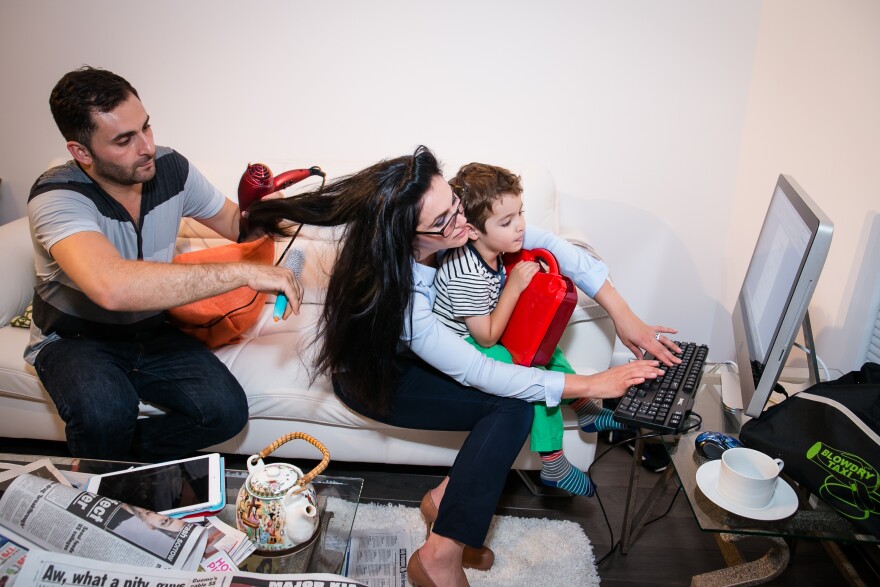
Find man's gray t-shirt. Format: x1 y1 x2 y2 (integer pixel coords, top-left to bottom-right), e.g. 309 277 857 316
24 147 225 364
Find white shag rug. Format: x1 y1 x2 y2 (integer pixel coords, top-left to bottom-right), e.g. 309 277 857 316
350 502 600 586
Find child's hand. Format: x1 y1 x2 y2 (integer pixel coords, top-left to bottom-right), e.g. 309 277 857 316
507 261 540 294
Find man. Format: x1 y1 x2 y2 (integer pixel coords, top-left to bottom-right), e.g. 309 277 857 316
25 66 301 462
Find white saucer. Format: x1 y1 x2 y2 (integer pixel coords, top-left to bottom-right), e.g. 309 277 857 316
695 460 799 521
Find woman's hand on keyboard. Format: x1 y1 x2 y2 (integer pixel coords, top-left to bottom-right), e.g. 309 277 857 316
615 313 681 366
592 280 681 366
630 324 681 366
562 360 665 400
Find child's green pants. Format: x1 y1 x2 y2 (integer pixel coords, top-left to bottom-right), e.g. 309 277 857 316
464 337 575 452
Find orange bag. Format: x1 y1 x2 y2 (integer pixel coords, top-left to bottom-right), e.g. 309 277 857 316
167 237 274 348
500 248 577 367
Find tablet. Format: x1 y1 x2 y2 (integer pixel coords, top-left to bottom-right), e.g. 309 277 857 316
85 453 224 517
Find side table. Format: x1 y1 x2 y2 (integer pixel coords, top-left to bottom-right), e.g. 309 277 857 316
619 368 877 585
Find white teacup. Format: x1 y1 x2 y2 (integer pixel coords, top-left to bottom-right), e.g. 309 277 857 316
716 447 784 509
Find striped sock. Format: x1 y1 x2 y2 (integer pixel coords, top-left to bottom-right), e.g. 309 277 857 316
572 399 626 433
539 450 596 497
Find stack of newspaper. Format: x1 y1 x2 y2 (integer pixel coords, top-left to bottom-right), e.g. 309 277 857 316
0 458 364 587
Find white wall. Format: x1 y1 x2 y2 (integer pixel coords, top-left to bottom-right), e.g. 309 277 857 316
1 1 875 371
727 0 880 372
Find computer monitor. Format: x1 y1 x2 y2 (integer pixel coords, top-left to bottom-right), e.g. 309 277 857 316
729 174 833 418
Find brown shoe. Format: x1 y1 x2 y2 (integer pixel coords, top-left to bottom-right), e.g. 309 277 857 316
419 491 496 571
407 550 438 587
407 548 470 587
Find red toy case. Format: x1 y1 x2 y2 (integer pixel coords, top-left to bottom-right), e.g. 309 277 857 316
500 248 577 367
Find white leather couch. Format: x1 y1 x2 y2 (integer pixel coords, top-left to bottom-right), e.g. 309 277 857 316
0 158 615 470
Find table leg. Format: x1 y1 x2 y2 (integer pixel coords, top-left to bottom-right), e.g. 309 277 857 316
690 533 790 587
620 436 676 554
821 541 868 587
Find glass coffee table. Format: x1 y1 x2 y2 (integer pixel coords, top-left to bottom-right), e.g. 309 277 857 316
220 468 362 574
619 368 878 585
0 452 362 576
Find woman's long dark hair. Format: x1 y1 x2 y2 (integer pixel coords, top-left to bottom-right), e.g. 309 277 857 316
247 146 442 414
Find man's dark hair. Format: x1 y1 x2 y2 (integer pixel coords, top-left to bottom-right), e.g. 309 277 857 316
49 66 140 148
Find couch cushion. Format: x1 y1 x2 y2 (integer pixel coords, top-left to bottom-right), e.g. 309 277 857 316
214 302 372 428
0 325 43 402
0 217 38 327
168 236 275 348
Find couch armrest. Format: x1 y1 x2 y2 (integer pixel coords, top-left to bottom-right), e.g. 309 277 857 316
555 227 616 374
0 217 36 326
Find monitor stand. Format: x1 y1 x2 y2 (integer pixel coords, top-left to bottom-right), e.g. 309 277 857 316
720 309 822 419
720 370 748 428
720 370 743 413
801 310 821 387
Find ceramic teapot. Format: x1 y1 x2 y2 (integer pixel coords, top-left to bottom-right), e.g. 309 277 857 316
235 432 330 554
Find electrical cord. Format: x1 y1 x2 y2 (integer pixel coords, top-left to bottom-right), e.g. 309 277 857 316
793 341 831 382
588 416 702 566
189 222 304 329
188 174 326 329
705 360 737 376
591 487 618 565
682 411 703 433
643 481 682 528
587 430 665 565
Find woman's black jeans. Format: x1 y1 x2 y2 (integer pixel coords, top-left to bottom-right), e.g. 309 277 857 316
334 355 533 547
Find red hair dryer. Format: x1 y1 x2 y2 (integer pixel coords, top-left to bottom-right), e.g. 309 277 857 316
237 163 324 241
238 163 325 213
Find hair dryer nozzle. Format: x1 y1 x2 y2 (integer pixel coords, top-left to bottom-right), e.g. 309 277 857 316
237 162 324 242
238 163 275 214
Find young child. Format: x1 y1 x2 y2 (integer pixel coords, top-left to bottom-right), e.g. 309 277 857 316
433 162 625 496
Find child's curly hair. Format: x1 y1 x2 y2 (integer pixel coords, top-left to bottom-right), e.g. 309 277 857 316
449 163 523 232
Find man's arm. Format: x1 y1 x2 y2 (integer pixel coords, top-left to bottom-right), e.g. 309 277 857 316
198 188 293 242
196 198 242 242
50 230 302 318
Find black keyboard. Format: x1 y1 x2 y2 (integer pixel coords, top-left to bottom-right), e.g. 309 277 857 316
612 341 709 434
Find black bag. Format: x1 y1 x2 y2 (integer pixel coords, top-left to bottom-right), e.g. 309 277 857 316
739 362 880 536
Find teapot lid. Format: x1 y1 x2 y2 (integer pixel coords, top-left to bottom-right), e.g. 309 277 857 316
246 463 301 498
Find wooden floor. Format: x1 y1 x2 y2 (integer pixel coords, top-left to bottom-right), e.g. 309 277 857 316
2 436 875 586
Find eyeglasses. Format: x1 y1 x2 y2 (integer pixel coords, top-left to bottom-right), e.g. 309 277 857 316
416 194 462 237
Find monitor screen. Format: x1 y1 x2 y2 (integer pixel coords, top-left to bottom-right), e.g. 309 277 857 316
731 174 833 418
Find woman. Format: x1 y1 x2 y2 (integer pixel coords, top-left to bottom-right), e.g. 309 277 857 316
247 146 676 586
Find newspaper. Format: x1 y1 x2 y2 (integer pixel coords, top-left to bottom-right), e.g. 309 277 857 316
0 461 256 576
0 460 71 586
0 523 35 586
18 549 368 587
345 527 410 587
200 515 256 568
0 473 207 571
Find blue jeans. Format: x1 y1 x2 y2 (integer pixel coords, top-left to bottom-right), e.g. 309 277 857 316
334 356 533 547
34 327 248 462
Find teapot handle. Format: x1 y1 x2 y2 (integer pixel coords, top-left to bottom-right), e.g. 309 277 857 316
257 432 331 492
246 454 264 473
